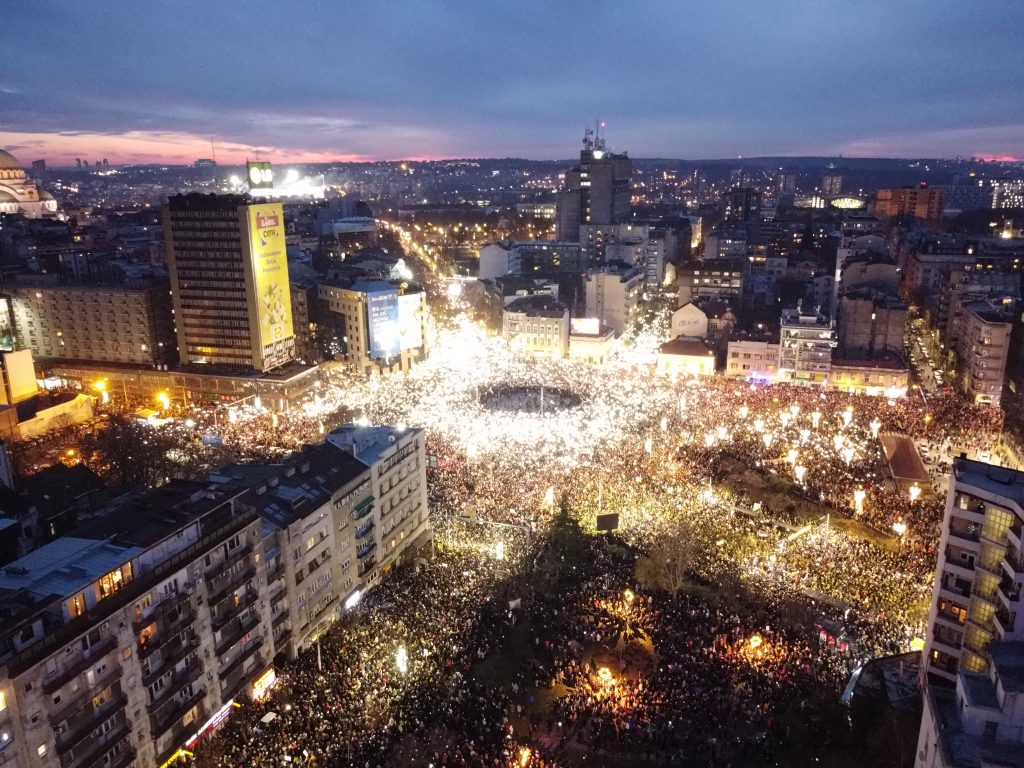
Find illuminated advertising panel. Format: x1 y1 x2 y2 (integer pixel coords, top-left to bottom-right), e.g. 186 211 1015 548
246 161 274 189
367 288 400 359
397 293 424 350
247 204 293 350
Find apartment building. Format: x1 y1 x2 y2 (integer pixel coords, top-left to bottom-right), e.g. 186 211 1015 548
500 295 570 358
0 425 431 768
916 459 1024 768
725 334 780 382
778 307 836 385
218 443 372 657
7 281 177 366
922 459 1024 684
326 424 432 584
584 263 643 335
955 300 1014 406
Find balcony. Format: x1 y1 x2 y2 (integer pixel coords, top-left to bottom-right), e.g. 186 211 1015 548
351 496 374 521
940 578 972 599
1009 520 1022 549
271 605 289 627
207 562 256 606
149 661 203 712
971 585 999 608
356 541 376 560
358 556 376 577
355 521 375 540
150 688 205 737
55 692 127 756
84 743 135 768
43 636 118 695
215 612 261 657
995 608 1016 634
204 543 252 580
218 636 264 681
949 527 981 544
65 723 130 768
132 590 194 633
142 637 200 688
211 591 257 632
998 577 1021 603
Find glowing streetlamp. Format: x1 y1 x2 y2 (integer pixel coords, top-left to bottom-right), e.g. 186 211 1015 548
893 520 907 537
787 448 799 465
93 380 110 404
716 426 728 441
155 391 170 410
794 465 807 484
833 435 845 452
811 410 821 429
870 418 882 439
853 488 866 513
753 418 765 433
704 433 715 448
494 541 505 561
396 645 409 674
909 484 922 503
544 486 555 508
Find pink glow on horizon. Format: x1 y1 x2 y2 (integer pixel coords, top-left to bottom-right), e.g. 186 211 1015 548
0 130 448 167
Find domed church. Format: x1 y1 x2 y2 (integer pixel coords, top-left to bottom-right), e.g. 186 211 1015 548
0 149 59 217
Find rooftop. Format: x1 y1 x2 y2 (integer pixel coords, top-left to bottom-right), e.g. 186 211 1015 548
505 294 566 317
954 458 1024 507
328 423 420 468
659 337 715 358
0 537 141 599
989 642 1024 693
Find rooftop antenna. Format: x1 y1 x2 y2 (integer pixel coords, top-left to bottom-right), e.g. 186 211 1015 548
595 119 607 151
211 138 217 164
583 125 594 150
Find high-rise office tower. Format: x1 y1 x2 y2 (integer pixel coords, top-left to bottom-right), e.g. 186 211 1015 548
164 193 295 371
555 126 631 241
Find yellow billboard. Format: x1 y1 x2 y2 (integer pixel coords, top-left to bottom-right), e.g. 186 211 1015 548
247 204 293 349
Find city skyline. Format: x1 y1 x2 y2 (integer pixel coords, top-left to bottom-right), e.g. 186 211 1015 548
2 0 1023 165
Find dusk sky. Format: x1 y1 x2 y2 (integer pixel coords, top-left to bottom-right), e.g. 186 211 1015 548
2 0 1022 166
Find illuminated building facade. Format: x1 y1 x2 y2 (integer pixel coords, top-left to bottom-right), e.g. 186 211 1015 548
7 281 176 366
921 458 1024 687
778 307 836 384
164 194 294 371
875 186 946 222
0 150 59 218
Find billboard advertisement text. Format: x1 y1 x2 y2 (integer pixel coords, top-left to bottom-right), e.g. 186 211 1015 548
367 289 400 359
248 204 293 351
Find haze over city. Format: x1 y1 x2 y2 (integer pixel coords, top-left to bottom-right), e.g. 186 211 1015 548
2 0 1022 165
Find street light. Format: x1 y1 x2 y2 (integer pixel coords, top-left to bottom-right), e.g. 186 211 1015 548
893 520 907 537
155 391 170 410
762 433 773 449
870 418 882 439
909 484 922 503
811 410 821 429
396 645 409 674
787 448 799 465
794 465 807 484
93 380 110 404
494 541 505 561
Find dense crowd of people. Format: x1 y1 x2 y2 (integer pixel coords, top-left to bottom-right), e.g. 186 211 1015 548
177 309 1003 766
